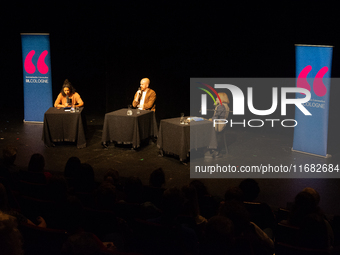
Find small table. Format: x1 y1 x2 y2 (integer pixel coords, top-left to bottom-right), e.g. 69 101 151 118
101 108 158 148
157 117 217 161
42 107 87 148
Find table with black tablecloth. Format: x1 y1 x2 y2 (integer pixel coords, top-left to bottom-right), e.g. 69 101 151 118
157 117 217 161
101 108 158 148
42 107 87 148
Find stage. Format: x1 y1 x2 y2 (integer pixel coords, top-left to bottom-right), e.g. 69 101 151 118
1 107 340 218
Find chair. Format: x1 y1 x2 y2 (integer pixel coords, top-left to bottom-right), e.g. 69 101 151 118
74 191 96 209
276 207 290 223
143 185 165 207
18 222 69 255
275 222 300 245
19 170 47 184
275 242 330 255
276 221 330 251
82 207 120 239
115 202 147 221
0 176 21 211
18 180 49 200
132 218 187 255
243 201 276 231
0 167 17 189
17 195 57 224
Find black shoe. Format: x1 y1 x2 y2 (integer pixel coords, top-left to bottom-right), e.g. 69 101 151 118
215 152 224 158
213 150 224 158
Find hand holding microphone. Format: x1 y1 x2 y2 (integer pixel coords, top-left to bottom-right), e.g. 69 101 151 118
65 95 70 107
135 87 142 102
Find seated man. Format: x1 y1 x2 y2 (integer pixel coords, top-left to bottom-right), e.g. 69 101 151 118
132 78 156 111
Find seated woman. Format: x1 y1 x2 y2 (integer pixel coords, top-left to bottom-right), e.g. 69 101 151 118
54 79 84 108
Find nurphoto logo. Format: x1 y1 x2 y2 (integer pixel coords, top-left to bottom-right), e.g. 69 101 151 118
196 80 312 128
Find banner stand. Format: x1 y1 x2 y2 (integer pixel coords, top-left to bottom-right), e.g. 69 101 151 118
23 120 44 124
292 44 333 157
21 33 53 123
291 148 331 159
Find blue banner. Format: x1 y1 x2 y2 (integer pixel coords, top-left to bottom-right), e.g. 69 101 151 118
293 44 333 157
21 33 53 122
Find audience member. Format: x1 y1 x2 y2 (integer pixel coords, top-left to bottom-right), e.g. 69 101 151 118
47 174 69 202
0 183 46 228
3 152 339 254
144 168 166 208
0 211 24 255
96 182 117 211
189 180 219 219
1 146 18 168
302 187 321 205
148 187 199 255
181 185 207 226
64 156 81 179
46 193 84 234
103 168 124 200
238 179 275 238
73 163 95 193
19 153 51 183
0 146 20 186
123 176 144 204
219 200 274 255
61 231 114 255
200 216 234 255
28 153 51 176
149 167 165 188
239 178 260 201
224 186 243 202
281 190 333 249
103 168 121 187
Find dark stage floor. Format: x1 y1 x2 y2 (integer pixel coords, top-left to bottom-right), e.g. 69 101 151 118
1 108 340 218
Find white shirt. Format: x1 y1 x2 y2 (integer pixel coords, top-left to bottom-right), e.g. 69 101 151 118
139 91 147 110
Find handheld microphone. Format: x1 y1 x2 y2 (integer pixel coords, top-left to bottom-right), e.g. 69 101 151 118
137 87 142 100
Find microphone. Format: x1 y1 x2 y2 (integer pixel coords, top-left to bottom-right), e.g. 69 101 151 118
66 95 70 106
136 87 142 101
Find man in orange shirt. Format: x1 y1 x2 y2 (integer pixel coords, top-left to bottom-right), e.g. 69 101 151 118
132 78 156 111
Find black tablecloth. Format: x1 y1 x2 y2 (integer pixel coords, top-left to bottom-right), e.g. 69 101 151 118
101 108 158 148
42 107 87 148
157 117 217 161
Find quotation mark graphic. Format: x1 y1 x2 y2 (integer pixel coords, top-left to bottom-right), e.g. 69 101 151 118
24 50 49 74
297 65 328 97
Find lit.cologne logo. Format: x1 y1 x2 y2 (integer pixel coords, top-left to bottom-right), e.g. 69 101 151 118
297 65 328 97
24 50 49 74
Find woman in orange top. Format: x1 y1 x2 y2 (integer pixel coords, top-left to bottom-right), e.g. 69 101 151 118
54 79 84 108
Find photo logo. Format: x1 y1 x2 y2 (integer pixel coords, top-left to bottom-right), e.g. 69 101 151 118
297 65 328 97
199 83 311 117
197 82 222 115
24 50 49 74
